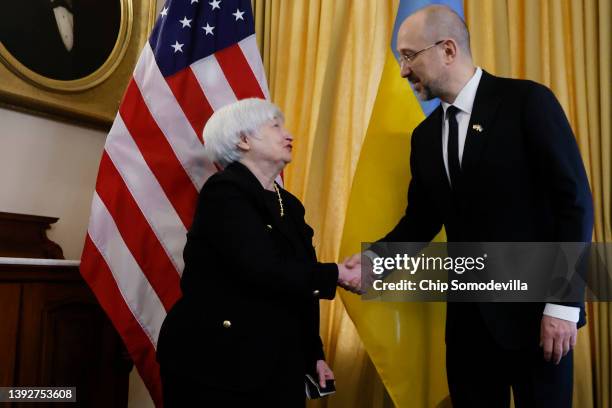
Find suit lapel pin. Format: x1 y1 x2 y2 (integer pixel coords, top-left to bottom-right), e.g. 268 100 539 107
472 124 483 133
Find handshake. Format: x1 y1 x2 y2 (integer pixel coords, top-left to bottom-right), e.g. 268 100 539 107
336 253 373 295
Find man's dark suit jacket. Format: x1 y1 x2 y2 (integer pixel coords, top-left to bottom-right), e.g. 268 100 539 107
157 162 338 391
382 71 594 349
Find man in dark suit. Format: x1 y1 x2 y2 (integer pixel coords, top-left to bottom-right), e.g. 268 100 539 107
0 0 120 81
346 5 593 407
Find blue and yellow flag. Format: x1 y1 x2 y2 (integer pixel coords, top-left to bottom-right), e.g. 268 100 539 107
338 1 463 406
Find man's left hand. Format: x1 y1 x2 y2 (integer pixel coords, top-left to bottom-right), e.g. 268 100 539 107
540 315 577 364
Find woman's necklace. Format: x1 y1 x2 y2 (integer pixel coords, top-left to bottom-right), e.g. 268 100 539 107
272 183 284 217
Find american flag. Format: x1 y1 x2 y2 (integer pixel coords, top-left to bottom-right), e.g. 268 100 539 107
80 0 269 405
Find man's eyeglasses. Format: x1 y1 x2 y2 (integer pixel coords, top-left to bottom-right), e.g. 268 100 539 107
397 40 444 67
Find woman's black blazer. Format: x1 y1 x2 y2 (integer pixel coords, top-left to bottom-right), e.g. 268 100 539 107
157 161 338 391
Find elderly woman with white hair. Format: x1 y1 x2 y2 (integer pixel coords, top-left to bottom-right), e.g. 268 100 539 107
157 98 360 407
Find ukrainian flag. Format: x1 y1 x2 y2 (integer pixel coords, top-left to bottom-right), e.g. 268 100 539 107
338 1 463 406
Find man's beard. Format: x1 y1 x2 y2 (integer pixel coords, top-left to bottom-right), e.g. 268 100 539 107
416 84 434 101
415 78 445 101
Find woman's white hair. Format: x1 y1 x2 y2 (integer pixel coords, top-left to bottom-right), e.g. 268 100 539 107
202 98 284 167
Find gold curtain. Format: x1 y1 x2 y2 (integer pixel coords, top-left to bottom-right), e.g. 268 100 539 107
465 0 611 407
252 0 397 407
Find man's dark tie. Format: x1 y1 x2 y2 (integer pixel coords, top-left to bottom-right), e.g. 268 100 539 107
447 105 461 189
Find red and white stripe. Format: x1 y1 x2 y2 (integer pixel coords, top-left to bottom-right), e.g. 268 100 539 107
81 33 269 407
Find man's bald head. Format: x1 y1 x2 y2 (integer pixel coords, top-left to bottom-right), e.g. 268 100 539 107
396 5 476 102
402 5 471 57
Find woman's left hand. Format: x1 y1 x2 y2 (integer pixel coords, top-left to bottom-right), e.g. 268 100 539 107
315 360 335 388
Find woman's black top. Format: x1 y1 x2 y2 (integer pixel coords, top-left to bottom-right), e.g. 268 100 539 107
157 161 339 395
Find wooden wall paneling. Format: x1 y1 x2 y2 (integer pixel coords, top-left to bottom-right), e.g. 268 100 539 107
0 212 131 407
0 283 21 387
15 277 131 407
